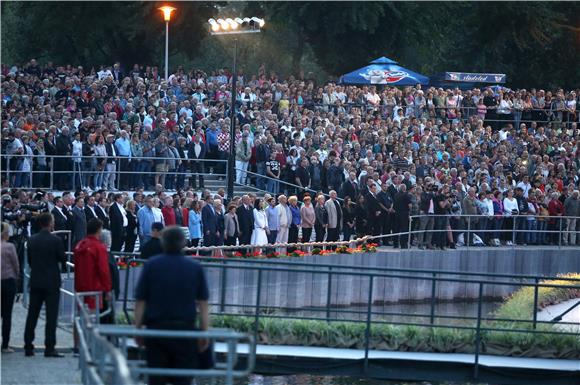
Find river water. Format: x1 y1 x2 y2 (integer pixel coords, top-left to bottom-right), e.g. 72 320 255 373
204 374 486 385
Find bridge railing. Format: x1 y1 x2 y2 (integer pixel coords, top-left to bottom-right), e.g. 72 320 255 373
74 287 255 385
111 252 580 379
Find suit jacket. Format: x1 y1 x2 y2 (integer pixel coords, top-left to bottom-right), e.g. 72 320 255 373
366 193 382 218
236 205 254 234
201 204 218 235
105 143 117 163
55 135 71 156
324 199 343 230
85 205 98 222
340 179 358 200
224 213 240 238
71 205 87 246
95 205 110 230
187 141 206 160
109 203 125 241
28 229 66 289
51 207 68 232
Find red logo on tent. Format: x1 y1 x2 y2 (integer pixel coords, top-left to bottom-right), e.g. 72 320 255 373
362 70 409 84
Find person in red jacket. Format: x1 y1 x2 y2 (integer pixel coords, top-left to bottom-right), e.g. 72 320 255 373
74 218 112 311
547 191 564 245
161 197 176 226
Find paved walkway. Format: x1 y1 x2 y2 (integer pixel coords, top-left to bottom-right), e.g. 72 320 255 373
537 298 580 332
1 303 80 385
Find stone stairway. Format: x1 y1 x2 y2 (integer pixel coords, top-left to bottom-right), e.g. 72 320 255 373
203 173 270 198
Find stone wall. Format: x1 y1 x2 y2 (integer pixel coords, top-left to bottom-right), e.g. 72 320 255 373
117 247 580 310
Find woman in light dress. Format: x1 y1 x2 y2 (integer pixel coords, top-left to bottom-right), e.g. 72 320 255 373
251 198 269 254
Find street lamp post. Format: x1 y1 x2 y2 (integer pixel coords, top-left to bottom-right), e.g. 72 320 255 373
159 6 176 81
208 17 264 200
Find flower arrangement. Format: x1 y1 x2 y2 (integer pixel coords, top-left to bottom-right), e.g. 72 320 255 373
287 250 307 258
218 242 380 260
116 258 142 269
360 242 379 253
233 250 263 258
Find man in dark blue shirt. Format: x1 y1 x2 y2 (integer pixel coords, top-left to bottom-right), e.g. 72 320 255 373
134 226 209 385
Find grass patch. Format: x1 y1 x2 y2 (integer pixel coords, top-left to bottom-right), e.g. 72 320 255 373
212 274 580 359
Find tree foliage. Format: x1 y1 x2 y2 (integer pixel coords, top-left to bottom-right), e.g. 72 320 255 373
2 1 578 88
1 1 217 68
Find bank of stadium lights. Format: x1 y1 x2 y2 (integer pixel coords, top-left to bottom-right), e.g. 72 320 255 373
208 17 265 35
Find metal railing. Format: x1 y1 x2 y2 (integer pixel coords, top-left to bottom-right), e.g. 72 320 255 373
407 213 580 250
3 154 226 191
73 279 255 385
75 292 135 385
97 326 255 385
113 255 580 380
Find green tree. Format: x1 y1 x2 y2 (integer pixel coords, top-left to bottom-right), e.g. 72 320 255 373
1 1 217 69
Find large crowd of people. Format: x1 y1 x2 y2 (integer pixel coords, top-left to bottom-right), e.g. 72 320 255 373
1 60 579 250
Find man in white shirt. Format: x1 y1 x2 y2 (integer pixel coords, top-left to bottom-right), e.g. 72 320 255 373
275 195 291 254
516 175 532 198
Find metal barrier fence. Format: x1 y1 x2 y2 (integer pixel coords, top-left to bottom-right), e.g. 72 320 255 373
74 279 255 385
3 154 226 191
113 255 580 379
408 213 580 250
238 101 578 126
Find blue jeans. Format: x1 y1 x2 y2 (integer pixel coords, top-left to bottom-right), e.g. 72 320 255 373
256 162 267 190
526 219 537 244
267 178 279 195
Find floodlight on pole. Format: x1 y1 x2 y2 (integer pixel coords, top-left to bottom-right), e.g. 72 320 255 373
207 16 265 200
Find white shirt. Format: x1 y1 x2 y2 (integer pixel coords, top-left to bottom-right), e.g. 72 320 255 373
72 140 83 162
116 202 128 227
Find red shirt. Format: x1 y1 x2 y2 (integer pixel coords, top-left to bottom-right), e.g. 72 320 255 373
73 235 112 309
162 206 176 226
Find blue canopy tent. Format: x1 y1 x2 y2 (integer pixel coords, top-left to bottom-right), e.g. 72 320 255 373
339 56 430 86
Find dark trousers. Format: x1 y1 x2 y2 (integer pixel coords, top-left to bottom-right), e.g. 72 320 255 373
302 227 313 243
145 322 199 385
24 287 60 351
288 224 299 252
315 225 326 243
111 228 126 252
1 278 16 349
124 233 137 253
118 157 129 189
396 213 410 248
327 227 339 250
190 161 205 189
433 216 447 248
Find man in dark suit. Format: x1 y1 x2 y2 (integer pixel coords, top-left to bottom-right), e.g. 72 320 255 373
24 213 66 357
365 184 383 236
377 183 394 245
187 134 206 190
95 197 110 230
201 197 218 256
84 195 99 223
55 127 72 190
236 195 254 248
71 196 87 247
393 184 413 249
109 193 127 252
51 197 68 232
340 171 359 200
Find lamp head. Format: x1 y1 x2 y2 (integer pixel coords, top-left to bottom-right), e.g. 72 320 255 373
159 6 176 22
